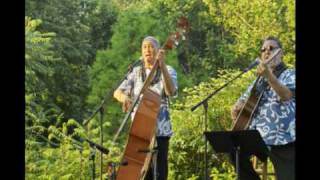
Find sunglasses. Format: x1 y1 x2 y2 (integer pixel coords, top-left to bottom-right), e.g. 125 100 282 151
260 46 279 53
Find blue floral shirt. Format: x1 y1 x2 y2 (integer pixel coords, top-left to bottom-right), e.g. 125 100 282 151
116 65 178 137
238 69 295 145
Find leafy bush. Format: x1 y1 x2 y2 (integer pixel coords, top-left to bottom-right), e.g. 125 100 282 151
26 0 294 179
168 69 255 179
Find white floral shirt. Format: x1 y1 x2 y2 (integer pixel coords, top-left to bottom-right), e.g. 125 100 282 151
239 69 295 145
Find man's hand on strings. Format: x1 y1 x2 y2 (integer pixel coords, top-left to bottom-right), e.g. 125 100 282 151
256 62 272 79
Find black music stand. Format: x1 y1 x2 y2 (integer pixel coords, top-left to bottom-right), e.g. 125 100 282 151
204 130 269 180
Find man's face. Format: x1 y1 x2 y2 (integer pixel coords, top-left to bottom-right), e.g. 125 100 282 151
142 41 157 66
260 40 282 68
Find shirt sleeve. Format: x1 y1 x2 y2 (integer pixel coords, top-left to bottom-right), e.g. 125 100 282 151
116 68 135 96
166 65 178 97
279 69 295 97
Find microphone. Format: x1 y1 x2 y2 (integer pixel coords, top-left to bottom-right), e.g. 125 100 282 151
243 58 260 72
84 138 109 155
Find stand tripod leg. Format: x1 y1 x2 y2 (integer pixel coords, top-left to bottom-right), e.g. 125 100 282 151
89 148 96 180
203 101 209 180
100 108 104 180
92 159 95 180
153 150 158 180
235 146 240 180
204 138 208 180
109 163 116 180
152 141 158 180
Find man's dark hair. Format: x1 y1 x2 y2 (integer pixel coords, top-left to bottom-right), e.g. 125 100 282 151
263 36 282 48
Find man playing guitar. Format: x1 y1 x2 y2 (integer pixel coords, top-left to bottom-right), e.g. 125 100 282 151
230 36 295 180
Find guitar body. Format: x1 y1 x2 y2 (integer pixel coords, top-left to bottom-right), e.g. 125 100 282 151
116 88 160 180
231 87 264 131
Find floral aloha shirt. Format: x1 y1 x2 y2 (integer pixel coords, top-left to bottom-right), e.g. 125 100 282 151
238 69 295 145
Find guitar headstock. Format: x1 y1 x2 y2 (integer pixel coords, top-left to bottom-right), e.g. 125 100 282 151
163 16 190 50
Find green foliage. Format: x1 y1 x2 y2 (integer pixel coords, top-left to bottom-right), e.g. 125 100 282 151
26 0 118 121
26 1 119 178
26 143 87 179
168 69 255 179
203 0 295 67
25 16 62 132
88 0 118 52
26 135 89 179
26 0 295 179
26 117 121 179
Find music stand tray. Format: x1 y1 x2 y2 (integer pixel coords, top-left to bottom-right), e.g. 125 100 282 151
204 130 269 180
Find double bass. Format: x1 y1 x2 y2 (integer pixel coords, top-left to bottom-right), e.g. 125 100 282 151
113 17 189 180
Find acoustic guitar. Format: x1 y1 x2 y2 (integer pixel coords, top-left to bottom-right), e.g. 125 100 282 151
231 48 281 131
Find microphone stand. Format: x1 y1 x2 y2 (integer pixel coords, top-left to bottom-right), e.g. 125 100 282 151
108 160 129 180
85 137 110 180
190 60 259 180
82 59 141 180
85 138 110 180
89 146 96 180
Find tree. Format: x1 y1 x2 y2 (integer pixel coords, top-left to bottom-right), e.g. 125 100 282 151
25 16 61 130
26 0 118 123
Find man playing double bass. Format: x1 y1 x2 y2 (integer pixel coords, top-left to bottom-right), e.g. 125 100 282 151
113 36 178 180
230 37 295 180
